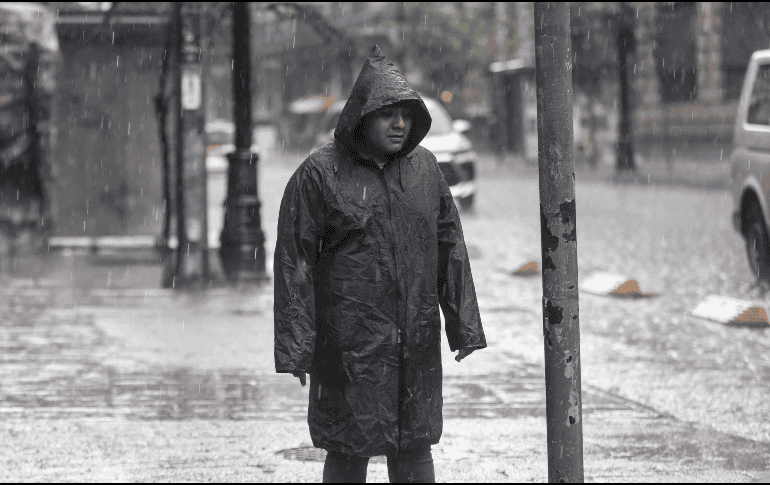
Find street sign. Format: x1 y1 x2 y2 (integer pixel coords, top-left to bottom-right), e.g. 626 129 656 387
580 271 658 297
181 70 201 110
691 295 770 327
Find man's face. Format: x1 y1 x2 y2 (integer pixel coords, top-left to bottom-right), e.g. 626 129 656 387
365 104 413 155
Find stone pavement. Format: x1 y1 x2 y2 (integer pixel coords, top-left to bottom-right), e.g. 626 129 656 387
0 254 768 483
3 152 770 482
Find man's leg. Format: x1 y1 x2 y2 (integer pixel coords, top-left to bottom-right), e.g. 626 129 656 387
386 446 435 483
322 450 370 483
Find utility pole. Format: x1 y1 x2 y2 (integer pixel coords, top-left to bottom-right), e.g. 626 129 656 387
534 3 584 483
514 2 535 64
21 42 44 276
495 2 508 62
199 3 211 282
616 2 636 173
24 43 43 221
179 3 208 284
220 2 268 283
172 1 186 286
393 1 406 71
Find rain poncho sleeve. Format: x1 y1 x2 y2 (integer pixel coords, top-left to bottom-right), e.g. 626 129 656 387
436 171 485 352
274 164 324 373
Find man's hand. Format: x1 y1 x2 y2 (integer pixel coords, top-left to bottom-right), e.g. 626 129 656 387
455 348 476 362
292 371 307 386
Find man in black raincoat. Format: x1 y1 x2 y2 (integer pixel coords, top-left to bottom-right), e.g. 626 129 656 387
274 46 486 483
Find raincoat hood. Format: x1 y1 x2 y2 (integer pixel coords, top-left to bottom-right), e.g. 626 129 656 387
334 45 432 158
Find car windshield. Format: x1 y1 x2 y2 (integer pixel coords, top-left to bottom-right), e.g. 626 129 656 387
322 111 341 134
422 98 454 135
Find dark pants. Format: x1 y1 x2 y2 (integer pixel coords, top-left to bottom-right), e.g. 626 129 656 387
322 447 435 483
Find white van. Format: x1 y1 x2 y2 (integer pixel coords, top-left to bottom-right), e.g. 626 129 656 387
731 49 770 282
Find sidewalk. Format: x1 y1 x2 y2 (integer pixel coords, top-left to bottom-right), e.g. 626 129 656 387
1 254 767 482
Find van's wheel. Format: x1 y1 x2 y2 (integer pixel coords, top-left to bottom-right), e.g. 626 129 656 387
458 194 474 212
745 205 770 282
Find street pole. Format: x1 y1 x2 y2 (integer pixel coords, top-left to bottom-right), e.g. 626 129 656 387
616 2 636 173
158 28 173 288
24 43 42 216
495 2 508 62
179 4 208 286
534 3 584 483
199 4 211 283
173 1 187 286
394 1 406 71
220 2 268 283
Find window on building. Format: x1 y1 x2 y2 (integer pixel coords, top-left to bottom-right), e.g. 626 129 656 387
747 64 770 126
655 2 698 103
722 3 770 100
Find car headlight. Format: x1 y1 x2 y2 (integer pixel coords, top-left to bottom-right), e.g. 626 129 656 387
453 150 476 164
435 152 454 163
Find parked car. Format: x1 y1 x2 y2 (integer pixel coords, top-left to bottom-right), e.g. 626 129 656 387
731 49 770 282
315 95 477 210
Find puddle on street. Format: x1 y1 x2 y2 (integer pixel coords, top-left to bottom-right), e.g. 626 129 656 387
0 361 303 421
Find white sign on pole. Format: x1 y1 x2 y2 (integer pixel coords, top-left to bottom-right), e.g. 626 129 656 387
182 70 201 110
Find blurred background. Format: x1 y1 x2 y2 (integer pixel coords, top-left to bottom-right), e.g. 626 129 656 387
3 2 765 283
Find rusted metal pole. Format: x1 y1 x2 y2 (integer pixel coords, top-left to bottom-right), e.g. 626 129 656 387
534 3 584 482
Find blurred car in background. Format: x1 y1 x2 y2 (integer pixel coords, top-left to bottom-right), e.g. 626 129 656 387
315 95 477 210
204 119 262 172
731 49 770 283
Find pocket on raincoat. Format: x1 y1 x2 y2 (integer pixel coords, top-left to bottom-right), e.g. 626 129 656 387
321 275 375 358
416 305 442 358
312 334 348 387
315 376 352 425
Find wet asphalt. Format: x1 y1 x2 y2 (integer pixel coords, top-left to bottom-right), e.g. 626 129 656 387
1 154 770 482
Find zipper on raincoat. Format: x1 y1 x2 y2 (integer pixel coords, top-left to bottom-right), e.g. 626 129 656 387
378 162 405 453
397 327 404 453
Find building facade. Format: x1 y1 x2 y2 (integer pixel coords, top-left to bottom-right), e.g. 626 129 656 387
54 5 168 237
632 2 770 161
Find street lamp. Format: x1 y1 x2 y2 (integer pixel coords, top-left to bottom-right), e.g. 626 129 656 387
219 2 268 283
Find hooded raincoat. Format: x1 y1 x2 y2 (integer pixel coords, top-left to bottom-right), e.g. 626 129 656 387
274 46 486 457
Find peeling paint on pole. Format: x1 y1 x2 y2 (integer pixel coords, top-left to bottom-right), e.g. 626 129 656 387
535 2 584 482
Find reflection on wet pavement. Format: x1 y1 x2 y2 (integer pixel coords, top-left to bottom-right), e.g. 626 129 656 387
0 277 646 423
0 277 303 421
443 373 649 420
